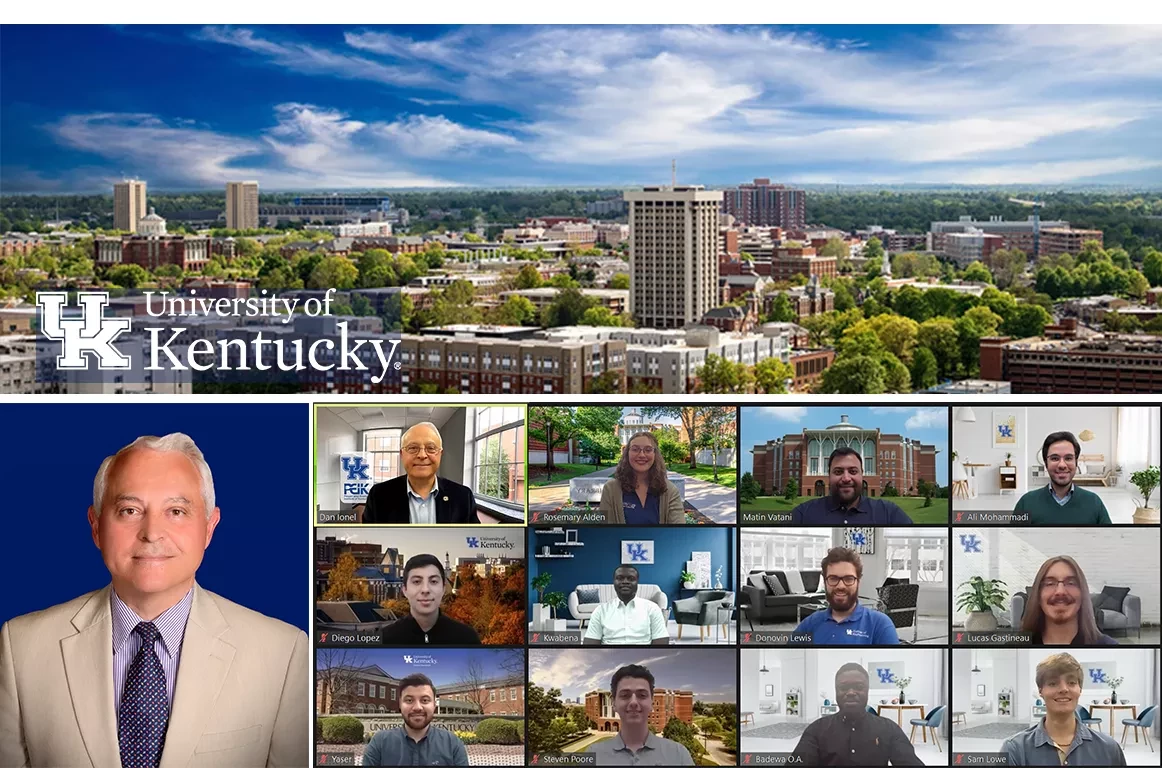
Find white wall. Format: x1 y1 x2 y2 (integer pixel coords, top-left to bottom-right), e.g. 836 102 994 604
814 648 943 720
952 407 1029 495
1027 406 1117 475
1018 648 1155 722
953 649 972 718
952 527 1160 624
316 407 357 510
742 649 804 717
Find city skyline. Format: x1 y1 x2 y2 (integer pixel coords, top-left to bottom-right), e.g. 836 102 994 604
529 648 736 703
740 406 949 483
3 25 1161 192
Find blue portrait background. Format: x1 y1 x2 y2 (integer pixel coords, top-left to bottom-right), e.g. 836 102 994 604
0 402 308 630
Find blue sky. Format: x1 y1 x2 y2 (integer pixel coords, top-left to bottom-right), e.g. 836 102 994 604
2 25 1160 192
739 406 948 483
316 647 524 685
529 648 736 703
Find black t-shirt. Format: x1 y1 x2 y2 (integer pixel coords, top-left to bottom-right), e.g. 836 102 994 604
791 712 923 766
380 612 481 645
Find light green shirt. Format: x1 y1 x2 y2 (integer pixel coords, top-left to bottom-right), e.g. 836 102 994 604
587 732 694 766
584 597 668 645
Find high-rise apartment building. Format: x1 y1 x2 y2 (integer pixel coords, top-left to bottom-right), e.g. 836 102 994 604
225 181 260 231
624 186 723 330
113 179 147 233
722 178 806 230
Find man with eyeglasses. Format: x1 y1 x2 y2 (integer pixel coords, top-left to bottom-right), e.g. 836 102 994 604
1014 432 1112 524
1019 556 1118 645
364 422 480 524
792 547 899 644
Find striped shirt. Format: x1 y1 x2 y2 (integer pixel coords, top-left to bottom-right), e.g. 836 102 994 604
111 588 194 722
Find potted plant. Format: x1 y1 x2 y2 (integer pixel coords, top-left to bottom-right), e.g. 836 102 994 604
1110 676 1125 704
681 569 697 590
544 592 566 620
1130 466 1160 524
531 572 553 627
896 676 912 705
956 576 1009 632
1005 452 1012 467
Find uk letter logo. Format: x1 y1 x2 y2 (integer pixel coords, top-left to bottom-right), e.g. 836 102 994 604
37 292 132 369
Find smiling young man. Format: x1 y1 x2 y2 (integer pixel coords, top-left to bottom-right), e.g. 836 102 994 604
586 665 693 765
1020 556 1117 645
1014 432 1112 524
790 448 914 525
793 547 899 645
0 433 307 768
1002 653 1126 766
583 565 669 646
791 664 922 766
362 673 470 766
380 554 480 645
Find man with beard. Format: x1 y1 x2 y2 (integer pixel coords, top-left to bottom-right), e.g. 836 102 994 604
1002 653 1126 765
1014 432 1112 524
793 547 899 644
791 664 922 765
583 565 669 645
791 448 913 525
586 665 694 765
362 673 470 766
1020 556 1118 645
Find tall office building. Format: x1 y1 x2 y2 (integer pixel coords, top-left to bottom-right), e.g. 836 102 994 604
225 181 260 231
722 178 806 230
624 185 723 329
113 179 147 233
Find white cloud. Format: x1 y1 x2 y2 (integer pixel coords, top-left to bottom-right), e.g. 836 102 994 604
377 115 518 158
904 408 949 431
759 407 809 422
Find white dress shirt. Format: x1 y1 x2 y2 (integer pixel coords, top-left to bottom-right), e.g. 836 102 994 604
584 596 668 644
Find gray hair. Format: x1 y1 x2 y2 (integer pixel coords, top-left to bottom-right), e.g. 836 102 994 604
93 433 216 518
402 421 443 448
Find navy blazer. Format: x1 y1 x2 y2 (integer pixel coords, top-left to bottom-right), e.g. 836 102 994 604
363 475 479 524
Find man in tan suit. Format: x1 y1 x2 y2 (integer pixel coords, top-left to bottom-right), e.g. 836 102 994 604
0 433 308 768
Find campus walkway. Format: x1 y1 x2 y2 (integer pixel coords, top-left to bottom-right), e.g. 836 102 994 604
529 466 736 523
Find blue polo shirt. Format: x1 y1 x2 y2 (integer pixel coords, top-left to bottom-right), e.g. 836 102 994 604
792 602 900 644
622 489 660 525
790 495 913 525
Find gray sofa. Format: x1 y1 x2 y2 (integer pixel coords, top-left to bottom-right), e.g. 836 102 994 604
740 569 823 623
1010 587 1141 638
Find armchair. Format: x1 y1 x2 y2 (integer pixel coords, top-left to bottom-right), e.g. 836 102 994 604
673 590 732 642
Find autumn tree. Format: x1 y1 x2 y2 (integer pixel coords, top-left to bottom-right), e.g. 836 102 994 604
322 552 372 601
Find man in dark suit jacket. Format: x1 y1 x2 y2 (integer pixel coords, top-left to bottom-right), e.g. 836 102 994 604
363 421 480 524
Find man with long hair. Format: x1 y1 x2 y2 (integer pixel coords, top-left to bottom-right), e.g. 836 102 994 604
1002 653 1126 765
598 432 685 524
1020 556 1117 645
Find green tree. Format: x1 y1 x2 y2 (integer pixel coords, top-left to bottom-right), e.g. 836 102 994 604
574 406 624 468
356 249 396 288
955 305 1004 376
293 251 325 285
663 717 707 763
542 287 595 327
529 407 577 479
1144 249 1162 287
863 237 885 262
819 237 849 269
1003 303 1052 339
784 477 799 501
985 248 1028 290
695 406 737 484
641 407 702 469
476 434 512 499
515 263 543 289
819 355 887 394
880 352 912 393
1125 269 1149 300
831 279 857 311
892 285 931 323
962 261 994 284
422 280 483 326
696 355 753 394
654 425 688 467
608 272 630 290
526 684 570 752
308 255 357 290
739 471 762 504
549 273 579 289
766 292 797 323
867 314 920 363
755 357 794 394
584 370 622 394
105 263 149 289
917 318 960 379
487 295 538 325
800 313 835 347
580 306 626 327
350 293 373 317
910 346 939 389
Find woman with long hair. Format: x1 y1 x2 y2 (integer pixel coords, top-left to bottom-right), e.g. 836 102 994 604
1020 555 1117 645
598 432 685 524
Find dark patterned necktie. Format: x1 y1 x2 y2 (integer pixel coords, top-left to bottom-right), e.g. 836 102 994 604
118 622 170 768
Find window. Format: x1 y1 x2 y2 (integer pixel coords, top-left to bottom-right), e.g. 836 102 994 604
380 685 386 699
391 688 396 701
473 407 525 504
885 529 947 583
511 687 519 701
357 682 365 697
501 689 507 701
490 690 496 702
364 428 401 484
741 530 831 576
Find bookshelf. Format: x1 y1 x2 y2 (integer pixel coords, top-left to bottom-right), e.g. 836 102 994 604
786 692 801 718
998 692 1013 717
